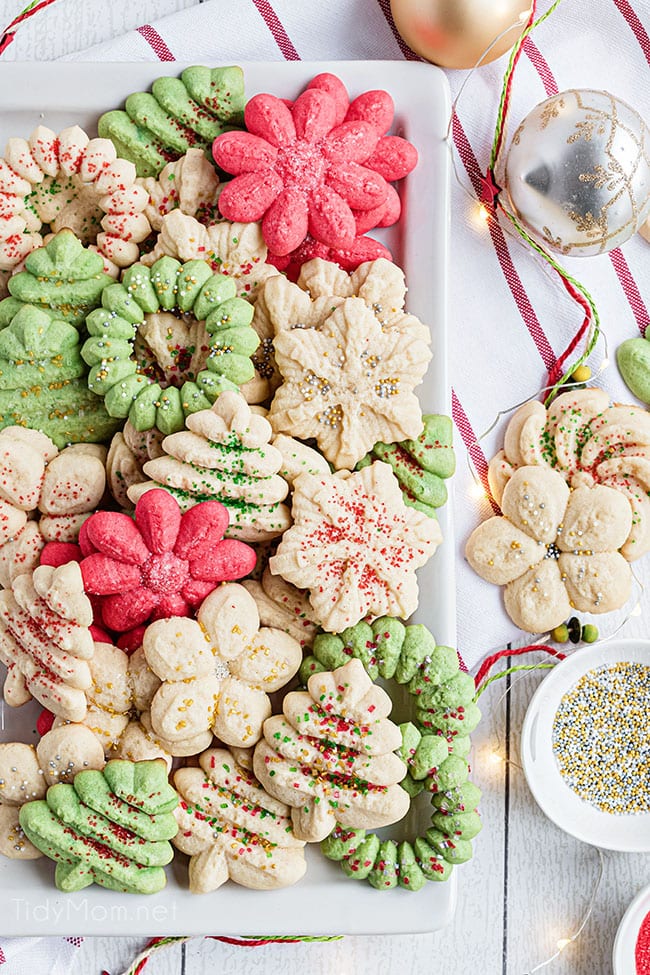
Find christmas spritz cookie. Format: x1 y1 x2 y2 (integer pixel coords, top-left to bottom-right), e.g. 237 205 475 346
127 390 292 541
0 434 107 588
358 414 456 517
243 565 321 648
212 75 417 258
487 388 650 560
466 465 633 633
137 148 220 231
0 742 46 860
0 125 151 278
300 619 482 888
0 305 120 447
142 583 302 755
0 230 113 328
269 296 431 469
19 759 178 893
105 422 166 509
79 489 256 635
244 256 429 404
173 746 306 892
98 65 245 178
270 463 441 632
81 255 259 435
0 561 94 721
35 724 106 786
143 211 279 300
253 658 409 842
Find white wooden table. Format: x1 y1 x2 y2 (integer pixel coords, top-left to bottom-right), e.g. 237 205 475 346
0 1 648 973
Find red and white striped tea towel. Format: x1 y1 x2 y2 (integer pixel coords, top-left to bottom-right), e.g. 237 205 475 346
56 0 650 663
0 937 82 973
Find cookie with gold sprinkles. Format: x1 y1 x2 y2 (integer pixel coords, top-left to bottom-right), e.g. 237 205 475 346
253 658 410 843
173 746 306 892
0 304 120 448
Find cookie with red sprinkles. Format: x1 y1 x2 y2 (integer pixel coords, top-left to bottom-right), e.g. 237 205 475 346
19 758 178 893
173 746 306 892
270 462 441 632
0 124 152 282
253 657 410 843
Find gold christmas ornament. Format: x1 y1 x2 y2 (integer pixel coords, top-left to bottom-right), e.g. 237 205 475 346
505 89 650 257
390 0 532 69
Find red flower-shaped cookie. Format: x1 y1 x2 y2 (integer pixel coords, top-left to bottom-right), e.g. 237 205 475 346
79 489 256 635
212 74 417 257
267 232 393 280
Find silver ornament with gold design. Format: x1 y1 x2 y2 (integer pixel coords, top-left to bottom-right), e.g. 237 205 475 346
504 89 650 257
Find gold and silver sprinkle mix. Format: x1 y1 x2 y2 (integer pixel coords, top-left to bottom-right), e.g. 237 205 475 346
552 661 650 815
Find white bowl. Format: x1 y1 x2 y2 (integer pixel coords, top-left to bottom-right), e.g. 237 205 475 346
613 882 650 974
520 638 650 852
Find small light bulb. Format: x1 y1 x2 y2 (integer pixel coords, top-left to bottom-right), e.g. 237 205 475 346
478 204 489 222
557 938 571 951
469 478 487 501
490 751 503 764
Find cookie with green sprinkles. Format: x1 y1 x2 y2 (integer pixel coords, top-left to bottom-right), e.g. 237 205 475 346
127 389 292 541
252 658 410 843
97 65 245 178
80 256 260 435
299 615 482 888
0 230 114 329
173 746 306 892
357 414 455 517
19 759 178 893
0 304 120 447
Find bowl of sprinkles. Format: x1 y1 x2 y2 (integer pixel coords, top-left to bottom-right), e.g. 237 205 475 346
613 883 650 975
521 639 650 852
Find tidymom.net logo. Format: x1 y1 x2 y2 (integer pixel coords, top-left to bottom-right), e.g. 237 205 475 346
11 897 178 924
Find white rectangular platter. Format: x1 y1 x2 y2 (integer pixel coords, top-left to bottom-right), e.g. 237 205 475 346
0 60 455 937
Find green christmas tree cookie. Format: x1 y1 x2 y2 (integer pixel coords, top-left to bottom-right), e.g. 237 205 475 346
81 255 259 435
19 759 178 894
0 230 113 329
0 305 120 447
98 65 245 177
358 414 456 516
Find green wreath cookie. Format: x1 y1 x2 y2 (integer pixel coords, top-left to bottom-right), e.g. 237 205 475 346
358 414 456 517
80 255 259 434
300 617 482 889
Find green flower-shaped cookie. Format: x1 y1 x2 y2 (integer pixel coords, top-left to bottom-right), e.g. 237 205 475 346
81 256 259 434
0 305 120 447
98 65 245 178
0 230 113 329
